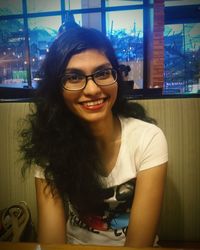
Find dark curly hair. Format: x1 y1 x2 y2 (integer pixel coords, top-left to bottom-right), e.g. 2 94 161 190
19 27 155 215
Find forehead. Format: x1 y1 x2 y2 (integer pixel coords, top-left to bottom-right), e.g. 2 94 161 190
66 49 111 72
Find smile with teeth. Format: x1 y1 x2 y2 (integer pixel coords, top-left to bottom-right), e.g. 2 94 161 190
81 98 105 107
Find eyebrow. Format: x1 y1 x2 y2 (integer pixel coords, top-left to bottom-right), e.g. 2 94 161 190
65 63 112 75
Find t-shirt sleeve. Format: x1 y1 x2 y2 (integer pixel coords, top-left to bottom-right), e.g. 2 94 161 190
34 164 45 179
137 125 168 172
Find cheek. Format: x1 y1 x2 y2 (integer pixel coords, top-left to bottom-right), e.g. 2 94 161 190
62 91 78 109
109 84 118 104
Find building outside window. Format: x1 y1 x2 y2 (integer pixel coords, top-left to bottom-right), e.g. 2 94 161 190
164 23 200 95
28 16 61 88
164 0 200 95
106 9 143 89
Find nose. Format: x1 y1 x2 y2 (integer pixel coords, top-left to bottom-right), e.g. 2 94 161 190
83 77 102 95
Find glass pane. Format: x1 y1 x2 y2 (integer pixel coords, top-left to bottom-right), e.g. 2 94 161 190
28 16 61 87
165 0 200 7
27 0 60 13
164 23 200 95
65 0 101 10
74 13 101 31
106 0 143 7
106 10 143 89
0 0 22 15
0 19 28 88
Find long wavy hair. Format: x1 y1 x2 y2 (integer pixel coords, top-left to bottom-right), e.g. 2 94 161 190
19 27 154 214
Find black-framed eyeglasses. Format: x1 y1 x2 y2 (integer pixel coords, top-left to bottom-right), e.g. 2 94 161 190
62 68 117 91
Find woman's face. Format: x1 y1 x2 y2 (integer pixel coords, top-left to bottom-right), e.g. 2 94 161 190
62 49 118 123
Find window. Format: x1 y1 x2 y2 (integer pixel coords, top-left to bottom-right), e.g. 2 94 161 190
28 16 61 88
165 0 199 7
106 9 144 88
27 0 61 13
1 0 148 100
74 13 102 31
164 1 200 95
0 0 22 15
164 23 200 95
65 0 101 10
1 0 199 99
0 18 28 88
106 0 143 7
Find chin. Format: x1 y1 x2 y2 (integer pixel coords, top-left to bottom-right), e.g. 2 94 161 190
80 115 107 123
78 111 112 124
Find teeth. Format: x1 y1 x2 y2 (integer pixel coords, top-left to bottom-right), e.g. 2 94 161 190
83 99 104 107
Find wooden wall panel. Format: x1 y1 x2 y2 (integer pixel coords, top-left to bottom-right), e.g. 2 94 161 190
137 98 200 241
0 98 199 241
0 103 37 226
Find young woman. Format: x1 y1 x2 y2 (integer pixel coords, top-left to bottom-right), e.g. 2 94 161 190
20 27 168 247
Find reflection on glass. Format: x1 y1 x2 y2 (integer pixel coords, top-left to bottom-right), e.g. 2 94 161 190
164 23 200 95
74 13 101 31
106 10 143 88
28 16 61 86
0 0 22 15
27 0 60 13
165 0 200 6
0 19 28 88
65 0 101 10
106 0 143 7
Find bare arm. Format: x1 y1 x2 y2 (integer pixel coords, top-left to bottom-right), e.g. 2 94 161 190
35 177 67 243
125 163 167 247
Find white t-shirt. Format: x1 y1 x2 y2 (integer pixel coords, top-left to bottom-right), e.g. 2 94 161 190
34 116 168 246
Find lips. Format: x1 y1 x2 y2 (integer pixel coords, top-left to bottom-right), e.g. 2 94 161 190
79 98 107 111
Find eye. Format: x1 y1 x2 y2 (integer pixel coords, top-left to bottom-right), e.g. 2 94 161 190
64 74 84 83
95 69 112 80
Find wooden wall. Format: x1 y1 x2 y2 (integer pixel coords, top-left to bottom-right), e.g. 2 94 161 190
137 98 200 241
0 102 37 225
0 98 199 241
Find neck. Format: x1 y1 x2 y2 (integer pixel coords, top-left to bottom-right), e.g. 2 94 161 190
89 115 121 177
88 114 120 146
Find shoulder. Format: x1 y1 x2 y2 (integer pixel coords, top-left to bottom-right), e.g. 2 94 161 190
119 116 164 138
119 116 168 171
119 115 168 156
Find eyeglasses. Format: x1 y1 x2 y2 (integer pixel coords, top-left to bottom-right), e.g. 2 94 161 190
62 68 117 91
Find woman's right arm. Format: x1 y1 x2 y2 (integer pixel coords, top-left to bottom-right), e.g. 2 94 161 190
35 177 67 243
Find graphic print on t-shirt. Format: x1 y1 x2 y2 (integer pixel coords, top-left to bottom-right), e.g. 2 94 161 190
69 178 136 234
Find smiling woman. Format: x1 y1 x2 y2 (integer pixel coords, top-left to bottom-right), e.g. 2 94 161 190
62 50 118 123
19 27 168 247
